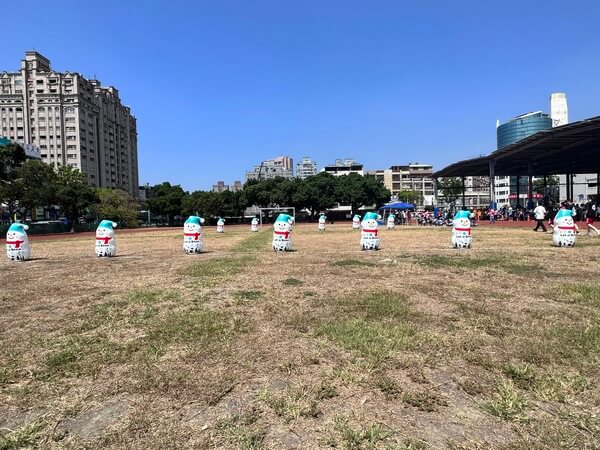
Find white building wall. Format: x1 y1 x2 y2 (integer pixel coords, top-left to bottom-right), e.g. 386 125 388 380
550 93 568 127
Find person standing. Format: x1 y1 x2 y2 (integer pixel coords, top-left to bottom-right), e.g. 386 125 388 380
533 204 547 232
585 201 599 236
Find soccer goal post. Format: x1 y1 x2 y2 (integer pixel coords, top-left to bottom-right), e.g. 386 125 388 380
259 207 296 227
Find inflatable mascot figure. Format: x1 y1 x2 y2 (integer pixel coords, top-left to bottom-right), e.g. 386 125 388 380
360 212 381 250
318 213 327 232
387 213 396 230
95 220 117 257
216 217 225 233
6 223 30 261
183 216 205 254
250 217 259 232
352 214 361 230
552 208 577 247
452 210 472 248
272 213 294 252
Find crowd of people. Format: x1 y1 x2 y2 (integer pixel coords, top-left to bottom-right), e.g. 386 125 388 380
407 199 600 235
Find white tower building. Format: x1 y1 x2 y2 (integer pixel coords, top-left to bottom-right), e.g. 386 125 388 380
550 93 568 128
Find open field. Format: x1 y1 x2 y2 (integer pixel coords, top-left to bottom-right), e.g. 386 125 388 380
1 224 599 449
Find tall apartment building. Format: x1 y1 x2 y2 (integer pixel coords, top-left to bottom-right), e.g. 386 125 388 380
0 52 138 197
370 163 435 206
246 155 294 181
296 156 318 179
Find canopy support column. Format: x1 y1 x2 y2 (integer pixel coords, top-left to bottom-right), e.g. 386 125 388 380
516 176 520 207
597 172 600 204
461 176 466 210
569 173 574 201
527 162 533 209
488 159 496 207
433 177 438 208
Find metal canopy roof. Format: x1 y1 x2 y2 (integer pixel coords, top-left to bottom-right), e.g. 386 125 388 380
433 116 600 177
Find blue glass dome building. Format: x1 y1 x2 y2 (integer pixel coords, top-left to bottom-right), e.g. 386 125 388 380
497 112 552 149
496 112 552 207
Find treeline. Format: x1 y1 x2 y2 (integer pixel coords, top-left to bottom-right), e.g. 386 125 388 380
148 172 391 226
1 142 391 229
0 143 138 230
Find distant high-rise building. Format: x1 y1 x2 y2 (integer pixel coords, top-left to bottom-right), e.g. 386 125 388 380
495 111 553 206
296 156 317 179
550 93 568 128
246 155 294 181
551 93 589 202
369 163 435 207
497 111 552 150
322 158 364 176
0 51 139 197
212 180 229 193
212 180 243 193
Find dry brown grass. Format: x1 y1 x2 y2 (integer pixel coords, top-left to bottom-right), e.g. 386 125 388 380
1 224 599 449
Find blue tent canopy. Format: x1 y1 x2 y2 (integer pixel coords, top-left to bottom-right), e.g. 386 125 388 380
379 202 415 210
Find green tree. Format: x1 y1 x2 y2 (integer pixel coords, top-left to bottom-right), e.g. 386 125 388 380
532 176 559 204
147 182 187 226
0 142 26 182
184 190 213 217
54 166 99 232
293 173 337 219
95 188 140 227
396 189 423 206
334 173 390 216
217 190 246 218
0 142 27 220
0 175 21 221
242 177 297 208
437 177 463 207
16 160 57 218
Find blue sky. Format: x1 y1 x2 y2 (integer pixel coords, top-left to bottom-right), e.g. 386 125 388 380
2 0 599 191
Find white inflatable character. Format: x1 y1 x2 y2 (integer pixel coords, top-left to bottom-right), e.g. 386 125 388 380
318 213 327 232
250 217 259 232
183 215 205 254
95 220 117 257
5 223 31 261
452 211 472 248
216 217 225 233
272 213 294 252
387 213 396 230
360 212 381 250
552 209 577 247
352 214 361 230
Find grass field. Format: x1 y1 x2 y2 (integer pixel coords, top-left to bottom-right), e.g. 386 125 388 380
1 224 599 449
